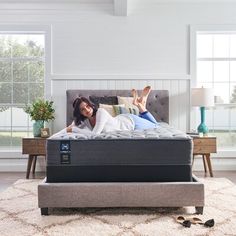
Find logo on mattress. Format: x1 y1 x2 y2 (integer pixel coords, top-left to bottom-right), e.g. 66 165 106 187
60 141 71 164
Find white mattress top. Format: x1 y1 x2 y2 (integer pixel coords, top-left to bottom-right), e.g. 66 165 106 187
50 122 191 140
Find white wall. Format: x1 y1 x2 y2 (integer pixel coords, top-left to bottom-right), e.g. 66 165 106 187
1 1 236 131
1 1 236 77
1 0 236 171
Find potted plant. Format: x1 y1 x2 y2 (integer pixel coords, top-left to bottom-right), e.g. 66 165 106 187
25 99 55 137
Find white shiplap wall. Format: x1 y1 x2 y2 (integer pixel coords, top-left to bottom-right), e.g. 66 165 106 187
51 78 190 132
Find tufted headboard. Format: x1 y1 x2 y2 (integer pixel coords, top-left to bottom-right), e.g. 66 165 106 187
66 90 169 126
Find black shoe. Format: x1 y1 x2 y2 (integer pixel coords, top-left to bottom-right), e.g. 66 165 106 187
204 219 214 227
182 220 191 228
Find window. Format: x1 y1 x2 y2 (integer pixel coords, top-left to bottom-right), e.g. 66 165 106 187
0 34 45 149
196 32 236 149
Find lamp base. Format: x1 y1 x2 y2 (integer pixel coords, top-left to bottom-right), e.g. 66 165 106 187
197 106 209 136
197 123 208 135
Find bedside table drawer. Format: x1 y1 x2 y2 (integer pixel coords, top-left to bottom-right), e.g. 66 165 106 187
22 138 46 155
193 137 216 154
193 138 216 146
193 145 216 154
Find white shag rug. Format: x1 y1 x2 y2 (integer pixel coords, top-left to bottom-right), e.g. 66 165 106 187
0 178 236 236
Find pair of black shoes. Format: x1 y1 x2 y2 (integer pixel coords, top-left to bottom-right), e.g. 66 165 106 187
177 216 215 228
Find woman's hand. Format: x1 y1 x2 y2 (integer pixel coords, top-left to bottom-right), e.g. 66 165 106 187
66 125 73 133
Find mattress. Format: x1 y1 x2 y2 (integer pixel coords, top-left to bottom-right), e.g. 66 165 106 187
47 123 193 183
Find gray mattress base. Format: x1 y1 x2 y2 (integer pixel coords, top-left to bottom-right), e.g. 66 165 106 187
38 175 204 215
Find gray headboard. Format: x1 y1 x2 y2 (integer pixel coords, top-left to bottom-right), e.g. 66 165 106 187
66 90 169 126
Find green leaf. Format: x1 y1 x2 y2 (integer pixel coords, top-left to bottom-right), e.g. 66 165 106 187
24 99 55 122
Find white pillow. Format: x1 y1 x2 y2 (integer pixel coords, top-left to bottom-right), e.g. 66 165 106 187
99 104 126 117
117 96 139 115
99 104 116 117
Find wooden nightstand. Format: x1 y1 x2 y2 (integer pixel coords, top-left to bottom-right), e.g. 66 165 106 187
22 137 47 179
192 136 217 177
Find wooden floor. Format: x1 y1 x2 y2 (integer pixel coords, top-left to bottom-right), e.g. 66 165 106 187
0 172 44 193
0 171 236 193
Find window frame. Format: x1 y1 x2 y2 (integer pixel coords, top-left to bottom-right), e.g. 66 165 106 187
0 25 51 155
190 24 236 154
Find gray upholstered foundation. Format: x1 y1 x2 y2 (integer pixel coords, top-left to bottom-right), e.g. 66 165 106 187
38 175 204 215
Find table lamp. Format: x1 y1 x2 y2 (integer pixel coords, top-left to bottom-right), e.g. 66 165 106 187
191 87 214 135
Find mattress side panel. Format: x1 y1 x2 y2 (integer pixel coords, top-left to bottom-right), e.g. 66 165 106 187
47 139 192 166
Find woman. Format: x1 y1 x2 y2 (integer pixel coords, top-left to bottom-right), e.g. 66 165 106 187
66 86 158 134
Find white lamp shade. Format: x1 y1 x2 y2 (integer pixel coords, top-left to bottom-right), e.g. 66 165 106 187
191 88 215 107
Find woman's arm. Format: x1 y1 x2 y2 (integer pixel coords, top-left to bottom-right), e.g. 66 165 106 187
92 108 111 134
66 121 93 134
66 109 111 135
71 126 92 134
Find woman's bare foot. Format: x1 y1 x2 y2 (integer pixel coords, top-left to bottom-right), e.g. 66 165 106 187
131 88 148 113
139 86 151 106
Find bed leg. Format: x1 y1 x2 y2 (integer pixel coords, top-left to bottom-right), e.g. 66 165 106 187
41 207 49 215
195 206 204 214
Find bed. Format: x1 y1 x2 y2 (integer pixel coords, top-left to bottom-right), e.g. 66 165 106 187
38 89 204 215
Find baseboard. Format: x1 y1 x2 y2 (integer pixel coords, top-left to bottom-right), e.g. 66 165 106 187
0 158 46 172
192 157 236 171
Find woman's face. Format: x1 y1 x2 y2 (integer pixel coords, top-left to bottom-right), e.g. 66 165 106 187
79 101 93 118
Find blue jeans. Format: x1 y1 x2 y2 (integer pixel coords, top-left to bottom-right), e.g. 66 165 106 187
129 111 158 130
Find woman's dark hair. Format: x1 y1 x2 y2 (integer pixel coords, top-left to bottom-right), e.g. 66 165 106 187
72 96 97 125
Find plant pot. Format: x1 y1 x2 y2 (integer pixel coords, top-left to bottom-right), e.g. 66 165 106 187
33 120 44 137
